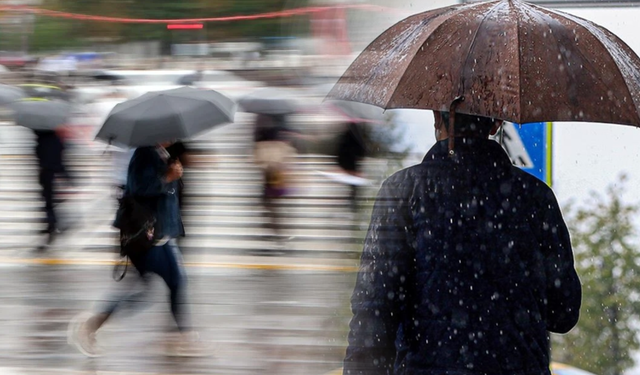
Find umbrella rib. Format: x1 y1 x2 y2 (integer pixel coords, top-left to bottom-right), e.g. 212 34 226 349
384 2 493 108
540 6 640 125
458 1 503 99
514 2 523 124
170 98 189 139
132 95 170 145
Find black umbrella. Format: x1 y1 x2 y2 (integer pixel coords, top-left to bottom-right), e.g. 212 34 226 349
12 99 71 131
95 87 236 147
238 88 299 115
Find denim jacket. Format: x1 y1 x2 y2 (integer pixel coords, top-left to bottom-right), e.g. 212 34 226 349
124 146 183 239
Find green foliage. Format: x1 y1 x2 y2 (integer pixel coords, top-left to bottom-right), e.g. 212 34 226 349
552 174 640 375
31 17 85 52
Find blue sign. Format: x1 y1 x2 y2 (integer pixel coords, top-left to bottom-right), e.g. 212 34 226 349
496 122 553 186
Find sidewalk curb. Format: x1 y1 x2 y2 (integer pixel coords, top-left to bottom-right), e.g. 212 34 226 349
0 253 360 273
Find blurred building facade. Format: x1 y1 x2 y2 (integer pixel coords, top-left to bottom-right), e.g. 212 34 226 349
0 0 39 54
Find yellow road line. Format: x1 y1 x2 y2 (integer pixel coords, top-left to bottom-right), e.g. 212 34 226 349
0 256 359 272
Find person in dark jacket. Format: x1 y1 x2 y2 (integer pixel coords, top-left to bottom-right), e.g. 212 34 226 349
68 143 203 357
336 121 367 213
34 129 73 246
343 111 581 375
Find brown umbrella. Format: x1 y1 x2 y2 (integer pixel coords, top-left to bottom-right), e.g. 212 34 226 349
328 0 640 132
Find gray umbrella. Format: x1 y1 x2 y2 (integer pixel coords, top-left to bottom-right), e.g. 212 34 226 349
0 84 26 106
95 87 236 147
238 88 299 115
12 99 71 131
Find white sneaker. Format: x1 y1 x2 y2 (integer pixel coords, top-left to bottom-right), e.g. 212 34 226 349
67 312 103 358
164 331 211 357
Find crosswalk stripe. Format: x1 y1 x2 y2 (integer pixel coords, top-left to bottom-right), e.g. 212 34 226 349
0 256 359 273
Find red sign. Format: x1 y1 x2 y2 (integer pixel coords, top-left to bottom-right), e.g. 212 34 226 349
167 24 203 30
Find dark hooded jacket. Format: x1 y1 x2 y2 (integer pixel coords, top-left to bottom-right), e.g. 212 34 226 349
34 130 64 172
343 137 581 375
123 146 183 239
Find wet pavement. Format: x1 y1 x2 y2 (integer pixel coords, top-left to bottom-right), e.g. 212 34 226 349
0 253 356 375
0 84 373 375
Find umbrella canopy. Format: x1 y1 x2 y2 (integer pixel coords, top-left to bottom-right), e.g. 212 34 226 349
238 87 299 115
18 84 69 101
12 99 71 131
0 84 26 106
95 87 236 147
328 0 640 127
326 99 385 124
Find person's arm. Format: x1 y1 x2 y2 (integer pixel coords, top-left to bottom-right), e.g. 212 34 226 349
343 177 415 375
538 188 582 333
126 148 177 197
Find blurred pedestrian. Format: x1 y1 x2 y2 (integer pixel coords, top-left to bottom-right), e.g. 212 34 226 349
343 111 581 375
253 114 296 247
68 141 204 357
33 129 73 247
336 121 367 213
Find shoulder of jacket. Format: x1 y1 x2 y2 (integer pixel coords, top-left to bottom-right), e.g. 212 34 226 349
508 165 558 201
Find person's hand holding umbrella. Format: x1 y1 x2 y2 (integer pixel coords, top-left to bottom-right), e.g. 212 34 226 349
165 160 183 183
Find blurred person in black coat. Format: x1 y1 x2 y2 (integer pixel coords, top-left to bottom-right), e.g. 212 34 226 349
34 129 73 246
336 121 367 213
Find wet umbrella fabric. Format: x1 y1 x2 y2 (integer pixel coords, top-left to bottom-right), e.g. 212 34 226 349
314 83 385 123
95 87 236 147
0 84 25 106
238 88 298 115
328 0 640 127
12 99 71 131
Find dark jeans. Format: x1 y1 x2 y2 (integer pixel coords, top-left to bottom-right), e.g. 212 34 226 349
348 184 358 213
100 240 190 331
39 169 56 233
39 167 74 233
